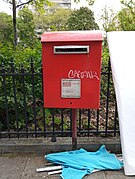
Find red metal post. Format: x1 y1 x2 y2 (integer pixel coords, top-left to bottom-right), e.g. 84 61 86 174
72 109 77 150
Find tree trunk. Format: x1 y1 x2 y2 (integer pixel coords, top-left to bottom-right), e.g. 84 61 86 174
12 0 18 47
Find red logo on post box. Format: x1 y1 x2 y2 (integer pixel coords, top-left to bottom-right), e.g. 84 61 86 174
41 31 102 109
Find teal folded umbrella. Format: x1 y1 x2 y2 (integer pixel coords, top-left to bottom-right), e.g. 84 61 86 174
45 145 123 179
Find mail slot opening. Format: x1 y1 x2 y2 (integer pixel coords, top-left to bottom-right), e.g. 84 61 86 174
54 46 89 54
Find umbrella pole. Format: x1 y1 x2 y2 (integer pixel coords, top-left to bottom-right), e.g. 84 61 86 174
72 109 77 150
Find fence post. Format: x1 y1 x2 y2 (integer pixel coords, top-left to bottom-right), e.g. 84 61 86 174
72 109 77 150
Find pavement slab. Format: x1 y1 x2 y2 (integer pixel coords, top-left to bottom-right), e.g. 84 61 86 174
0 154 135 179
0 156 27 179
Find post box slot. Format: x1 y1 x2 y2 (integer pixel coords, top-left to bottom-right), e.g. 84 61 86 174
54 46 89 54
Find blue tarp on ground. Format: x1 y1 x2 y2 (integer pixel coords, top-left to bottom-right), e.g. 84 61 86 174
45 145 123 179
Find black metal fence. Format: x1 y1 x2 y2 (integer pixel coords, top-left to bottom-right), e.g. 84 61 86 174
0 59 119 139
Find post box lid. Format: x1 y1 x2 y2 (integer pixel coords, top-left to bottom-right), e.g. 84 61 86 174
41 31 103 42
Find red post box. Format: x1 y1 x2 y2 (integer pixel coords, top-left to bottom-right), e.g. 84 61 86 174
41 31 102 109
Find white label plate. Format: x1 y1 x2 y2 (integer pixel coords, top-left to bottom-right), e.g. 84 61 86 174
61 79 81 98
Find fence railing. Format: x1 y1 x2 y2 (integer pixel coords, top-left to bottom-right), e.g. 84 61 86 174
0 59 119 139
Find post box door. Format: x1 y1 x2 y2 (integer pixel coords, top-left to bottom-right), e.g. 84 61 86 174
41 31 102 109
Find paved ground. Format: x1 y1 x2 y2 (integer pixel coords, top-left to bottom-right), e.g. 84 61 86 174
0 154 135 179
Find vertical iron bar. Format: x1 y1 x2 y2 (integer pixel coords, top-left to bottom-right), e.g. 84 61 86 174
21 65 28 138
1 63 10 138
105 59 111 137
51 109 56 142
72 109 77 150
31 59 37 137
43 107 46 138
70 109 72 137
41 63 46 138
0 74 1 138
88 109 91 137
96 109 99 135
52 109 55 133
61 108 64 137
78 109 81 133
114 102 118 137
11 59 19 138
